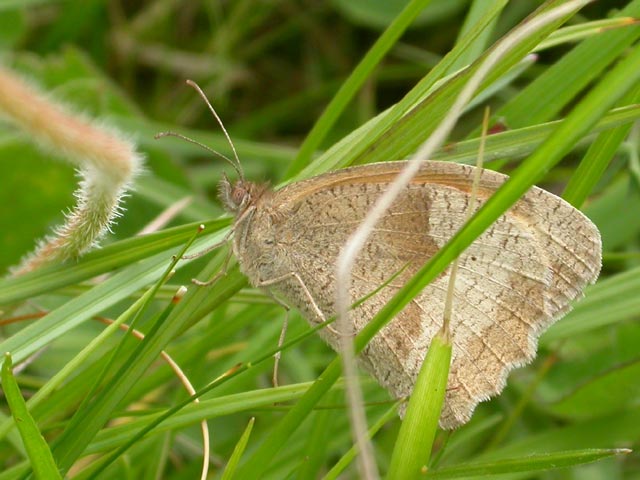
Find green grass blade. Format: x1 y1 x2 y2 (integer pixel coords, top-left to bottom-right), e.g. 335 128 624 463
70 271 324 475
342 1 582 169
288 0 435 176
234 357 344 478
386 332 452 479
562 83 640 207
115 116 296 165
433 105 640 166
1 353 62 480
542 264 640 343
426 449 629 478
497 0 640 127
3 2 637 478
221 417 255 480
434 415 502 467
547 359 640 419
451 0 503 71
0 285 158 443
0 252 172 368
323 403 399 480
480 409 640 459
0 463 30 480
82 382 324 455
0 219 229 306
585 176 640 250
291 0 508 181
50 232 202 472
296 389 341 480
537 17 640 51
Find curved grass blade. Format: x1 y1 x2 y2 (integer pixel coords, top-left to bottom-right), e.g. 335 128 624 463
426 449 630 478
386 333 452 479
1 353 62 480
0 218 229 306
221 417 255 480
288 0 436 175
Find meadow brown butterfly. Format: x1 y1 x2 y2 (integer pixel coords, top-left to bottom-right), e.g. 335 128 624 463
220 159 601 428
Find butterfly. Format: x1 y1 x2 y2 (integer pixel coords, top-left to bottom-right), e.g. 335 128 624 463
219 159 601 428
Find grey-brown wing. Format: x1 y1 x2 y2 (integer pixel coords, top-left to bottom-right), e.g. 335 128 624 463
270 162 600 428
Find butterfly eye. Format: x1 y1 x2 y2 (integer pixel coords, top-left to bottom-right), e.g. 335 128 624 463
232 185 247 207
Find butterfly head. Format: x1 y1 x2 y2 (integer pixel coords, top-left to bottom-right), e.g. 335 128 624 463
219 173 268 215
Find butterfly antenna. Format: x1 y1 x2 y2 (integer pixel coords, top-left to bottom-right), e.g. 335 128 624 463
186 79 244 180
154 131 240 175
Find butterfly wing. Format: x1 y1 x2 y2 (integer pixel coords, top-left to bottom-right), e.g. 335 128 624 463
247 160 601 428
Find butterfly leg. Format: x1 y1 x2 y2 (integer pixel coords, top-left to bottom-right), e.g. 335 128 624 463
183 227 234 260
261 289 291 388
257 272 342 340
274 312 289 388
191 244 235 287
257 272 326 323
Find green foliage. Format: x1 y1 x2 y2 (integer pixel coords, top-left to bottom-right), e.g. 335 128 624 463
1 354 61 479
1 1 639 478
